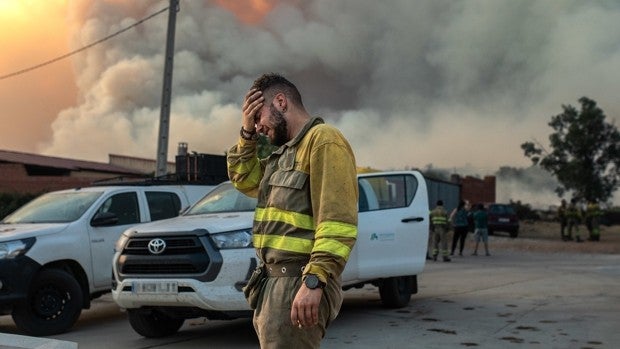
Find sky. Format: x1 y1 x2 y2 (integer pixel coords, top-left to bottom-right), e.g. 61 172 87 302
1 0 619 207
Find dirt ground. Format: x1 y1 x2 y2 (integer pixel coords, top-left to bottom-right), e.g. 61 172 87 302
489 221 620 254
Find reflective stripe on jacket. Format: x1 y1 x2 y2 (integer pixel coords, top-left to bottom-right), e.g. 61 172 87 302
430 206 448 226
586 203 602 217
227 117 358 284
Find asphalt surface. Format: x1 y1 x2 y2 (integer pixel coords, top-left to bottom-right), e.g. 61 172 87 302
1 248 619 349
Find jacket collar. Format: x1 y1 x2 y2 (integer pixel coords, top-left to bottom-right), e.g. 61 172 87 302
272 117 324 156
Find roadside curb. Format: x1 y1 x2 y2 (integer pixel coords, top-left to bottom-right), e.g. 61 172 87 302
0 333 77 349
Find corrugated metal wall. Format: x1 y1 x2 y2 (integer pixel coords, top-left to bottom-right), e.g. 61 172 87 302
425 177 461 213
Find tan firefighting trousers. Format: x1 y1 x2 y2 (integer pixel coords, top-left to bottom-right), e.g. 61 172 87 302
253 276 342 349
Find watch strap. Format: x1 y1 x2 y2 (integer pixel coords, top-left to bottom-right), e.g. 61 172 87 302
240 127 258 140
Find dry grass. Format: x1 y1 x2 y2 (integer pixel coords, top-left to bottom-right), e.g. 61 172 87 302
490 221 620 254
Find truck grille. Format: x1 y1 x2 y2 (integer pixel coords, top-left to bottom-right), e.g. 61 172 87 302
119 235 210 275
124 236 202 255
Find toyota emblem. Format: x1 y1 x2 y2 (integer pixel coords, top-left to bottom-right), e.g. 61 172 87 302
147 238 166 254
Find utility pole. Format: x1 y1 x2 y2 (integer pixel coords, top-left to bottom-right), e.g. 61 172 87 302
155 0 179 177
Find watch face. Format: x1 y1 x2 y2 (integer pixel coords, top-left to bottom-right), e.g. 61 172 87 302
305 275 319 289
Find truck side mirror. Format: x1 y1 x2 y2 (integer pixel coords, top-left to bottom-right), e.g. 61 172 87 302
91 212 119 227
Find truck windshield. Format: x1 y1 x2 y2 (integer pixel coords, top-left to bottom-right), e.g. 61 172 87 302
2 191 103 224
186 183 257 215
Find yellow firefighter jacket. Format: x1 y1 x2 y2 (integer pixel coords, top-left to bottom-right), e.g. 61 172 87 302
430 206 448 230
227 117 358 285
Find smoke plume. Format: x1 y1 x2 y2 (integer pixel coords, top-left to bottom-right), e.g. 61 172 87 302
38 0 620 206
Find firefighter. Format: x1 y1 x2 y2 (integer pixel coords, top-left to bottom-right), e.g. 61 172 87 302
558 199 568 241
585 200 602 241
566 198 582 242
430 200 451 262
227 73 358 348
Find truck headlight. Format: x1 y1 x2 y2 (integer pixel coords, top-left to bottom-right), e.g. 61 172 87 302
114 232 131 252
0 238 35 259
210 229 253 249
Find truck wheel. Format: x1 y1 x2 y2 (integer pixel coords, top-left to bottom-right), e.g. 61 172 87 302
379 276 413 308
12 269 83 336
127 309 184 338
509 229 519 238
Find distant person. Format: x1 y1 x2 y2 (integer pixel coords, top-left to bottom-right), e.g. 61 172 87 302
449 200 469 256
430 200 451 262
566 198 582 242
472 203 490 256
585 200 602 241
558 199 568 241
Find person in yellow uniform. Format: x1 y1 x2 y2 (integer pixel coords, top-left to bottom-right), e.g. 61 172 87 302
558 199 568 241
566 198 582 242
585 200 602 241
227 73 358 349
430 200 451 262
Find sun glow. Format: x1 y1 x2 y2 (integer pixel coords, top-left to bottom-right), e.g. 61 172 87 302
0 0 76 154
0 0 70 69
0 0 26 19
0 0 67 21
0 0 22 15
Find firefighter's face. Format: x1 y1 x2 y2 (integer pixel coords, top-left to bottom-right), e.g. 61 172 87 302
255 102 288 147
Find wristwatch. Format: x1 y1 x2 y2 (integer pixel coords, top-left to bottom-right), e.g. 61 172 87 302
303 274 326 289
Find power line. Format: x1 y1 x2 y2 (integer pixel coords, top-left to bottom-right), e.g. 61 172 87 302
0 6 169 81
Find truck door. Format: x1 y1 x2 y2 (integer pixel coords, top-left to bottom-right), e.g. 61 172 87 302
88 191 141 288
344 172 429 281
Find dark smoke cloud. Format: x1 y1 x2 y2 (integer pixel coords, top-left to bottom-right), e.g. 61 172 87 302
39 0 620 205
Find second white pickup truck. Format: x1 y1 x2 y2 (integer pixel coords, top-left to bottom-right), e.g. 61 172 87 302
0 182 213 336
112 171 430 337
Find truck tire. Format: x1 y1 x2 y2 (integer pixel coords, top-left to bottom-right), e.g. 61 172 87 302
12 268 83 336
127 309 184 338
379 276 413 308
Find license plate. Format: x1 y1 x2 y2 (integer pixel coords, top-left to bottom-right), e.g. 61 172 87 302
499 218 510 223
133 281 178 294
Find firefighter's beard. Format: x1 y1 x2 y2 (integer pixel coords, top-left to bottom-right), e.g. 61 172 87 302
269 103 288 147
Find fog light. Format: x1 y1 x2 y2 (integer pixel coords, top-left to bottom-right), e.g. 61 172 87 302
0 280 3 290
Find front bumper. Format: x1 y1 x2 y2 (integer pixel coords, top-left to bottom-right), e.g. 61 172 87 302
112 248 255 313
111 277 250 312
0 256 41 312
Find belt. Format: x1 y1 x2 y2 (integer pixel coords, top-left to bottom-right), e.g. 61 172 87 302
264 262 306 277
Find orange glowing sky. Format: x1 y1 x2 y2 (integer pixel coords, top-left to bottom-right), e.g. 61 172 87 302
0 0 77 154
0 0 275 155
213 0 277 24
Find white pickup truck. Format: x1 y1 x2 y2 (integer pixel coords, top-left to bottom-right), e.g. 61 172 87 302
112 171 429 337
0 183 213 336
112 171 430 337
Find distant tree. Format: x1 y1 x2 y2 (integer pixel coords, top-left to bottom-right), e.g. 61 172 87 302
521 97 620 203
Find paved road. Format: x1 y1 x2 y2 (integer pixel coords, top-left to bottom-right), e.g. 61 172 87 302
2 249 619 348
